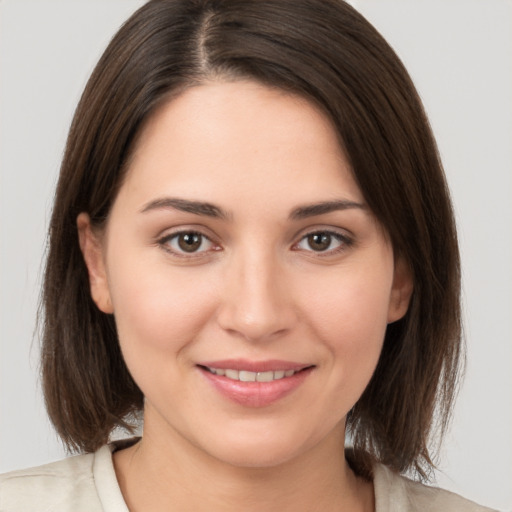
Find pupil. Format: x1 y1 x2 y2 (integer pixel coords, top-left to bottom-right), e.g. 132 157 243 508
308 233 331 251
178 233 201 252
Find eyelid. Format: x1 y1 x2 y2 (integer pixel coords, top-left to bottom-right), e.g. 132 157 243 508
292 228 354 256
155 225 353 259
156 227 221 258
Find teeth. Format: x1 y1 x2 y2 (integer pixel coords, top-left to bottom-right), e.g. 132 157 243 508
239 370 256 382
206 367 300 382
225 369 239 380
256 371 274 382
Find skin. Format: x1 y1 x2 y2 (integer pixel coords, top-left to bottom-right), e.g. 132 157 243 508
78 80 413 512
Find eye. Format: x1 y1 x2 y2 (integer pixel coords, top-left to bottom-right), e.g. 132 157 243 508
295 231 350 254
160 231 216 255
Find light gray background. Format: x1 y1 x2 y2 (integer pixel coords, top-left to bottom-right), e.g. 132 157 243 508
1 1 511 510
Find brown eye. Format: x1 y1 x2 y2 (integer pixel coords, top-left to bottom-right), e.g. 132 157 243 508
162 231 215 255
177 232 202 252
306 233 332 251
295 231 349 254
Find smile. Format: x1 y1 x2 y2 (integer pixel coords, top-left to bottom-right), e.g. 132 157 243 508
198 361 314 407
204 366 298 382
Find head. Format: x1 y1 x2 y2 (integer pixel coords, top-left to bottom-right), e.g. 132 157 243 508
42 0 461 478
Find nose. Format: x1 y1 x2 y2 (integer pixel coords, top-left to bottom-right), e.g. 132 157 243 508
216 248 297 342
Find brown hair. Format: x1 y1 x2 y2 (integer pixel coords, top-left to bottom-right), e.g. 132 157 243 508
42 0 462 479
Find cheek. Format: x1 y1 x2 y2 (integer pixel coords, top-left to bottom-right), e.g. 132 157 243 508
298 262 393 388
106 252 218 366
303 264 392 338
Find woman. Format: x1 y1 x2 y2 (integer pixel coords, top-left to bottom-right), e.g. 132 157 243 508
0 0 498 510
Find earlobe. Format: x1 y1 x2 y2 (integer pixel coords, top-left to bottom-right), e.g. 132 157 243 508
387 257 414 324
77 213 114 314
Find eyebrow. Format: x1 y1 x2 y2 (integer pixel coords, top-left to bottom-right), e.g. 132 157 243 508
140 197 229 219
140 197 365 221
289 199 366 220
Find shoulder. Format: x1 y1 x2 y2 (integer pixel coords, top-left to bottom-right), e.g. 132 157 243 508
373 463 499 512
0 447 110 512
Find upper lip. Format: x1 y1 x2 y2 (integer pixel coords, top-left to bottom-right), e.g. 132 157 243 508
198 359 313 373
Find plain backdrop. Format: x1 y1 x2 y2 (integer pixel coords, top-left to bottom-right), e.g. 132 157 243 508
0 1 511 510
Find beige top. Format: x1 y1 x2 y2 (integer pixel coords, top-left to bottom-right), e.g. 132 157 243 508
0 442 497 512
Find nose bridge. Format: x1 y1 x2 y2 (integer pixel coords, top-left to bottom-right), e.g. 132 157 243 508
217 243 293 341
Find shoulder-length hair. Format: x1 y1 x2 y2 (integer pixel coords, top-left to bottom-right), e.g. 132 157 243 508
42 0 462 479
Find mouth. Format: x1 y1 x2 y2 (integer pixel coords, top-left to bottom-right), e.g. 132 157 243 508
197 360 315 407
200 366 310 382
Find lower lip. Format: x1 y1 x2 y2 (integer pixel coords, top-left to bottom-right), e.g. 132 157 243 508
199 367 314 408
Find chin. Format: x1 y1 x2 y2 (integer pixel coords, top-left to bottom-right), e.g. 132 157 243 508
194 423 327 470
212 443 304 469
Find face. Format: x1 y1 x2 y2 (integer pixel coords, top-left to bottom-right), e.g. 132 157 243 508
79 81 412 469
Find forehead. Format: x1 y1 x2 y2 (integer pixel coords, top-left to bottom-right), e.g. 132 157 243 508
119 80 364 215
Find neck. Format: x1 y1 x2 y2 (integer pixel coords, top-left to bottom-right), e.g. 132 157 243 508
114 417 373 512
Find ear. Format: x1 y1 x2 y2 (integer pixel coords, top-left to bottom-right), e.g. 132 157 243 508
387 256 414 323
77 213 114 314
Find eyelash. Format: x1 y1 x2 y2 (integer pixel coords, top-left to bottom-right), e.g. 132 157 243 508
293 230 353 256
157 229 353 259
157 230 219 259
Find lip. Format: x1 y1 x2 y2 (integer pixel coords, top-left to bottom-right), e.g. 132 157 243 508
199 359 310 373
197 359 314 408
